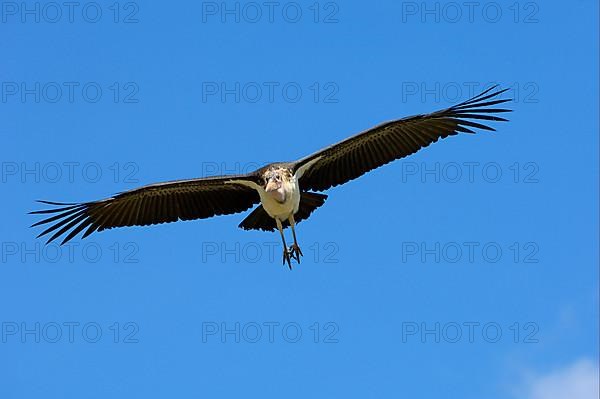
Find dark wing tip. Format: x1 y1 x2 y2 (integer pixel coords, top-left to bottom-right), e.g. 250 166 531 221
36 200 77 205
454 86 513 109
29 200 93 245
29 200 82 215
445 86 512 132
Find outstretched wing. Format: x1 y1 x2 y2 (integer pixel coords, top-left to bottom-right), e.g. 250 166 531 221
30 174 262 245
293 86 512 192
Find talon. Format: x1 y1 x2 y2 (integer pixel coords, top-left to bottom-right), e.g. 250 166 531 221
282 248 292 269
287 245 297 262
289 244 303 263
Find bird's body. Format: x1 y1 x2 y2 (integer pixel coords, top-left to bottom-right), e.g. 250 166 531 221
30 86 512 268
230 165 300 222
261 175 299 221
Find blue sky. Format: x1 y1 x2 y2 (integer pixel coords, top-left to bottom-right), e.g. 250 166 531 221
1 1 598 398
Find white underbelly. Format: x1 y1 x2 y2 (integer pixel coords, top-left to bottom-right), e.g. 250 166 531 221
261 179 300 221
227 175 301 222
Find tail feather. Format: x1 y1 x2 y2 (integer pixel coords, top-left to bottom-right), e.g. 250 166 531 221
239 192 328 232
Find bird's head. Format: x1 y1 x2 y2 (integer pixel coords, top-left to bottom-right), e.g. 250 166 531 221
264 168 287 203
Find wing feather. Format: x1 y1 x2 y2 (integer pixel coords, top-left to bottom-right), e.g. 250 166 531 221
293 86 511 191
30 173 261 244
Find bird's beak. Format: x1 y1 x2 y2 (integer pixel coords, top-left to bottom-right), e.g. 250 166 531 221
265 178 285 203
265 179 280 193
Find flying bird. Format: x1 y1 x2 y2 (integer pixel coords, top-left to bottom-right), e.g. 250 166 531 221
30 86 511 268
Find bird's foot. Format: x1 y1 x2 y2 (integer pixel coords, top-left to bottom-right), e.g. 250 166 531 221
281 244 302 269
288 244 303 263
282 248 293 270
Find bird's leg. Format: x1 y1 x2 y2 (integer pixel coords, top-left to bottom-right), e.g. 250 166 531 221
276 219 292 270
288 215 303 263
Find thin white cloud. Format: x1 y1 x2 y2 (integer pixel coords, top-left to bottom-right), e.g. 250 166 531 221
520 358 599 399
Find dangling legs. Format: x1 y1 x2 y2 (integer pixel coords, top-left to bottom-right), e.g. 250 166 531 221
288 215 303 263
276 219 292 269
